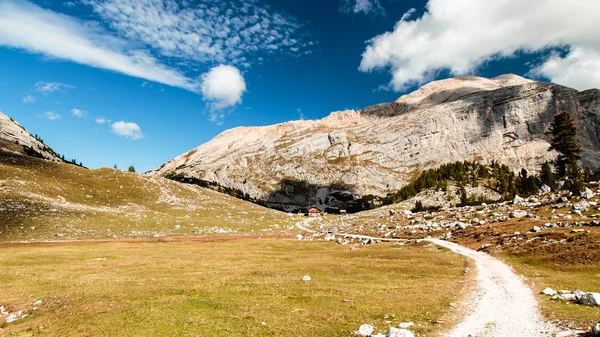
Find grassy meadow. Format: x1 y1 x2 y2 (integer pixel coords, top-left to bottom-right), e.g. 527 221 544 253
0 239 467 336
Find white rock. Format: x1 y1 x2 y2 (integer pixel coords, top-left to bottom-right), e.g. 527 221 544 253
296 234 303 240
302 275 311 282
356 324 374 336
398 322 414 329
531 226 542 233
592 321 600 336
509 210 528 218
33 300 43 306
581 187 594 199
5 313 18 323
386 327 414 337
513 195 524 205
540 184 552 194
541 287 557 296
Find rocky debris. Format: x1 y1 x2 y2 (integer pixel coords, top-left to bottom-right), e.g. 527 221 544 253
546 289 600 306
151 75 600 211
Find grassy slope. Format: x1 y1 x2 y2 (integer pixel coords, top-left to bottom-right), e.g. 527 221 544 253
0 151 299 241
0 239 466 336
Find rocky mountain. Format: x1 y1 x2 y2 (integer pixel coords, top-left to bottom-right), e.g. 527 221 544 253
152 74 600 212
0 111 64 162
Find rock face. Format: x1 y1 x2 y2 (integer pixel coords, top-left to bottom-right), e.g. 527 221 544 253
152 74 600 212
0 111 64 162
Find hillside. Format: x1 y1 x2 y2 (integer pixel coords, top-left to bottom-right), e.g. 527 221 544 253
152 74 600 212
0 111 65 163
0 150 299 241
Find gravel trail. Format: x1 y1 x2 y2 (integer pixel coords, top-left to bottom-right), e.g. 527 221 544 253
428 239 556 337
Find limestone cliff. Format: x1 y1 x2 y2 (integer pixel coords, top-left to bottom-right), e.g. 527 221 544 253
152 75 600 212
0 111 64 162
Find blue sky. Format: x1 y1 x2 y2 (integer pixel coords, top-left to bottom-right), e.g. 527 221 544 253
0 0 598 172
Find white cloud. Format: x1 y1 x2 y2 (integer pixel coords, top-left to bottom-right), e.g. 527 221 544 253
200 65 246 110
83 0 314 67
0 1 197 93
22 95 35 103
35 81 73 95
42 111 61 121
341 0 385 16
95 117 110 124
359 0 600 91
111 121 143 140
71 108 85 117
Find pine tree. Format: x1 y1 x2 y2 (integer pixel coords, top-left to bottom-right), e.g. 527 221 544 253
128 165 136 173
567 159 584 193
539 162 556 188
549 111 582 177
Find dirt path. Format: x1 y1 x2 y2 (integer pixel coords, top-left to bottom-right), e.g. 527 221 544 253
428 239 556 337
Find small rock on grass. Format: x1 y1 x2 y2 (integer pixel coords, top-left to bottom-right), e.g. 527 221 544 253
398 322 414 329
302 275 311 281
387 327 414 337
541 287 557 296
355 324 374 336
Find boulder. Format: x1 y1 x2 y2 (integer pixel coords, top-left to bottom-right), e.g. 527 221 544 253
509 210 528 218
592 321 600 336
531 226 542 233
356 324 374 336
577 292 600 306
581 187 594 199
539 184 552 194
513 195 524 205
296 234 303 240
386 327 414 337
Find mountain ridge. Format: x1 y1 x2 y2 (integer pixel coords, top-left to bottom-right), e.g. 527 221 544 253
153 74 600 212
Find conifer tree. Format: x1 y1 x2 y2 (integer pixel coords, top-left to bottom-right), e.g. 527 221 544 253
549 111 582 177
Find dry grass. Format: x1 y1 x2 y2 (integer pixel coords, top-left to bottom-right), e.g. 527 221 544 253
0 239 467 336
0 152 299 241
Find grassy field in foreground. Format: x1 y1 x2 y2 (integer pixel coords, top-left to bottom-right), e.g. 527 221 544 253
0 239 467 336
0 151 299 241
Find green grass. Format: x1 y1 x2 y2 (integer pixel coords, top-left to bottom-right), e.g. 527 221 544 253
0 239 467 336
505 256 600 328
0 152 299 241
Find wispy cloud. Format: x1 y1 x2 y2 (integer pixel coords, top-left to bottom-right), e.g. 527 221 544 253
71 108 85 117
22 95 35 103
341 0 385 16
83 0 314 67
95 117 110 124
111 121 143 140
35 81 73 95
41 111 61 121
0 1 197 92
